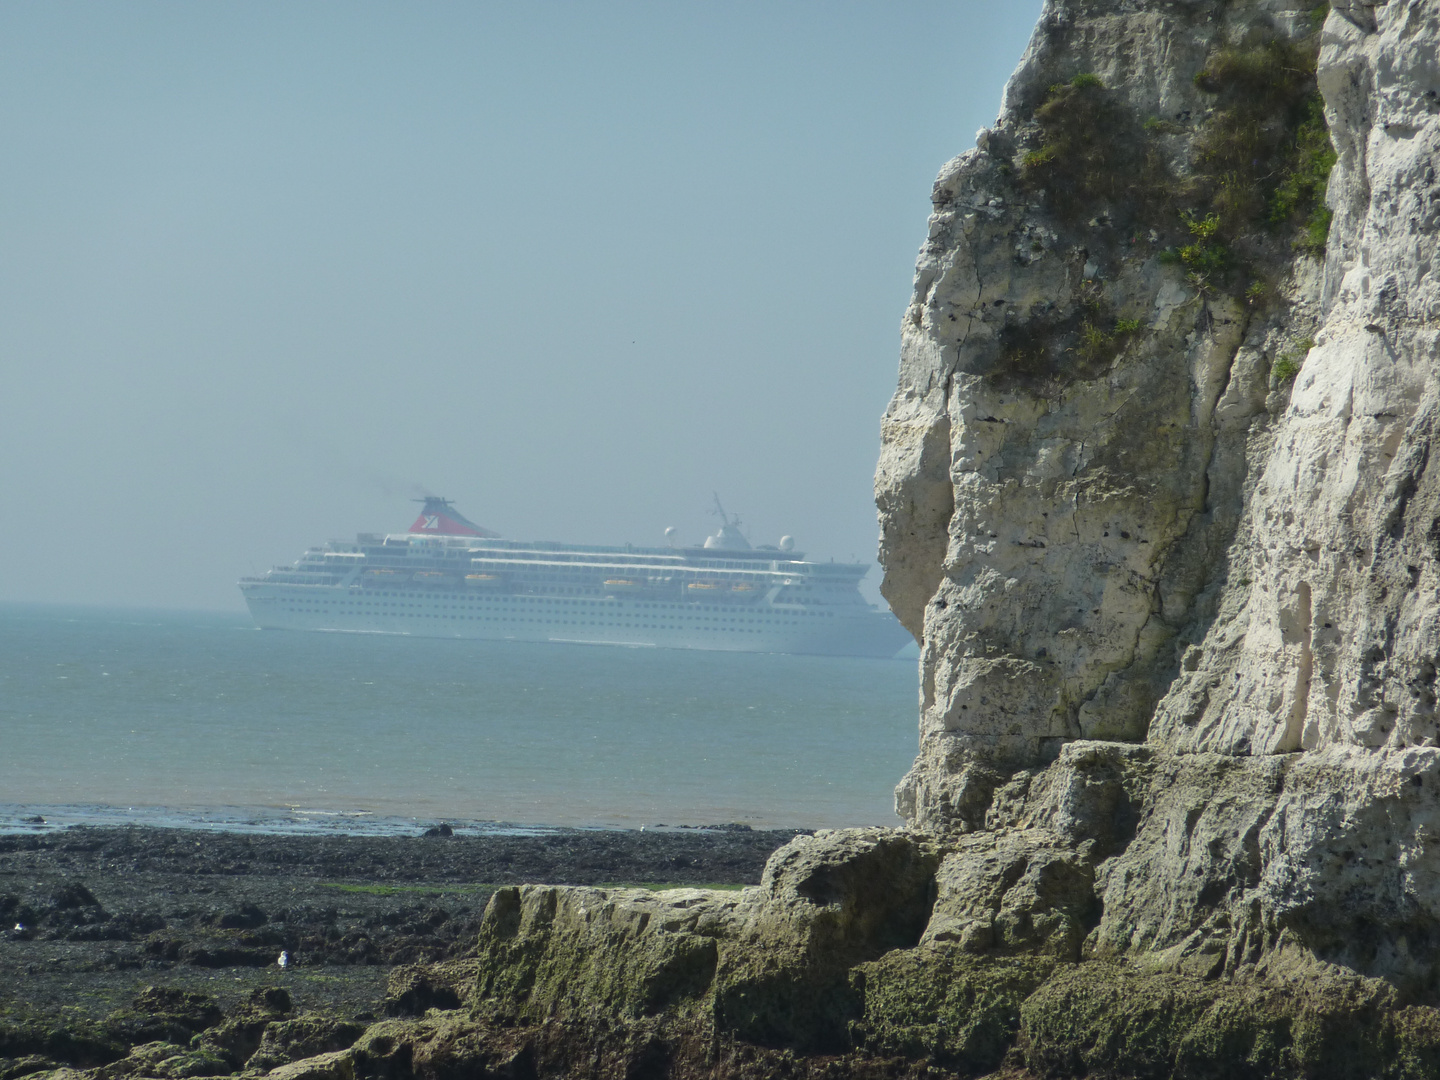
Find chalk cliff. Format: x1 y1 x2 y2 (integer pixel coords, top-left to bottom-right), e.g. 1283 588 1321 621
879 0 1440 987
182 4 1440 1078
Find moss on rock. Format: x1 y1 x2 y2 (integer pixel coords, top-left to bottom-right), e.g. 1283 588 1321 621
474 886 728 1023
852 949 1053 1072
1016 962 1440 1080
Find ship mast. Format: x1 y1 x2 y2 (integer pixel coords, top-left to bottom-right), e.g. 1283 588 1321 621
711 492 740 531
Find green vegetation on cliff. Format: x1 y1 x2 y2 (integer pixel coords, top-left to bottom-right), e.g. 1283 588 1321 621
1012 24 1336 342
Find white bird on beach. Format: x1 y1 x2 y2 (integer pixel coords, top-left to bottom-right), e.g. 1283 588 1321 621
277 951 289 969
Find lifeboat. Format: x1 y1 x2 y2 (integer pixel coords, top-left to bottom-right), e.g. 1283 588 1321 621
466 573 503 587
731 583 758 592
604 578 646 593
687 582 721 591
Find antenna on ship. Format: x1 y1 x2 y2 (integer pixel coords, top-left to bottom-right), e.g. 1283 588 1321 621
705 493 751 550
711 492 739 531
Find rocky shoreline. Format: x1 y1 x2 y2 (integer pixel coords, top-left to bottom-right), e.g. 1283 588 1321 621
0 824 802 1079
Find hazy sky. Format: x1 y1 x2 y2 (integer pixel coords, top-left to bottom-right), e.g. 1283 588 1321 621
2 2 1041 611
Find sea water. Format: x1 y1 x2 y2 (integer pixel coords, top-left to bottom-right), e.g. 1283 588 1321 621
0 604 919 833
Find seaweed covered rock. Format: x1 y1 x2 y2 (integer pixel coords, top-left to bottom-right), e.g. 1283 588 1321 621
472 830 941 1053
188 988 292 1071
244 1016 366 1073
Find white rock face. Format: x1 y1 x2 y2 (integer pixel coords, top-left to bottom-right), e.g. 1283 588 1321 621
1152 3 1440 757
880 0 1320 828
873 0 1440 984
880 1 1440 836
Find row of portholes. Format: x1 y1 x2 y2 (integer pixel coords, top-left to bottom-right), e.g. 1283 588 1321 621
281 607 786 632
306 589 839 616
271 595 836 619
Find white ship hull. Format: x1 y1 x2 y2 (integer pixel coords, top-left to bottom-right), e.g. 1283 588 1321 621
241 582 908 658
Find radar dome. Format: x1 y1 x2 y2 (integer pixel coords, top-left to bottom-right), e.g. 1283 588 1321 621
664 526 677 544
779 535 795 552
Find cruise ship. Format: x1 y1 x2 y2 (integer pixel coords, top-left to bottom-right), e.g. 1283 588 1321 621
239 498 912 658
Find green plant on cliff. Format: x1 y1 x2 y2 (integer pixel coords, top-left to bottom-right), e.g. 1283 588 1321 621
1005 26 1337 385
1075 309 1145 365
1272 354 1302 382
994 287 1142 386
1270 94 1338 255
1180 213 1230 271
1076 320 1113 364
1158 212 1233 289
1142 32 1335 297
1272 336 1315 383
1020 74 1165 222
1191 35 1336 255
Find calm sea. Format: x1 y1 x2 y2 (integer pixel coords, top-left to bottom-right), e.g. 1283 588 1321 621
0 604 919 834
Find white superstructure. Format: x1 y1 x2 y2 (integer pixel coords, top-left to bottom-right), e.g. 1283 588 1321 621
239 498 912 658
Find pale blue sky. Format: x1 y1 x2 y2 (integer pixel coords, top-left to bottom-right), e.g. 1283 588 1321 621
1 2 1042 610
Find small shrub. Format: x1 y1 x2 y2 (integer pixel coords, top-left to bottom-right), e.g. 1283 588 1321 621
1187 271 1216 296
1078 322 1113 362
1186 213 1220 240
1300 205 1334 255
1271 96 1338 255
1272 355 1302 382
1070 72 1104 90
1022 146 1057 169
1272 340 1313 383
1246 280 1268 304
1170 212 1232 285
1179 241 1229 275
993 290 1129 387
1194 39 1315 107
